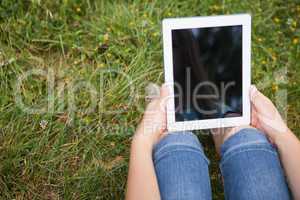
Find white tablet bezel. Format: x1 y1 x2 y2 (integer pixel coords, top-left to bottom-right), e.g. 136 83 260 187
162 14 251 132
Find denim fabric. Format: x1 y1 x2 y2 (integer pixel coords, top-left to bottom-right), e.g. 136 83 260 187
220 128 290 200
153 129 291 200
153 132 212 200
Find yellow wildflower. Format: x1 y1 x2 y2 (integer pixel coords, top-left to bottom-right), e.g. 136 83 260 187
84 117 91 124
152 32 159 37
211 5 221 11
103 33 109 42
293 37 299 45
272 83 278 92
98 63 105 68
129 21 134 27
273 17 280 23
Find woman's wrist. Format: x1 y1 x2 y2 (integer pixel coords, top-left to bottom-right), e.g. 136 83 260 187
132 133 153 151
131 137 154 157
132 123 156 152
273 128 295 148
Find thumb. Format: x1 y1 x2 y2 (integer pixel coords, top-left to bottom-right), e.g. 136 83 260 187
250 85 269 110
159 84 171 111
160 83 169 98
250 84 280 122
258 112 289 134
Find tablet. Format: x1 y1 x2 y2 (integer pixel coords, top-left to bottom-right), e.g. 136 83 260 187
162 14 251 132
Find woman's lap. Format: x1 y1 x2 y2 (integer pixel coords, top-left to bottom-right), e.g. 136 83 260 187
153 128 291 200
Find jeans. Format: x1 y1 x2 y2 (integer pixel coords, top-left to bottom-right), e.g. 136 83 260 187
153 128 291 200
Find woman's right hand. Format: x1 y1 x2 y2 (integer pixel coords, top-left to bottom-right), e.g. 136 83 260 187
250 85 291 144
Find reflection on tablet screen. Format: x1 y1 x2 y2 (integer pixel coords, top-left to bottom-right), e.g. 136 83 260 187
172 25 242 122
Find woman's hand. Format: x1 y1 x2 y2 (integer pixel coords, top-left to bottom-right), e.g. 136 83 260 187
250 85 290 143
126 84 168 200
250 85 300 200
132 84 169 150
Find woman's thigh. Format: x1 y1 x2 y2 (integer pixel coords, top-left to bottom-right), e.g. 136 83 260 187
153 132 212 200
220 128 291 200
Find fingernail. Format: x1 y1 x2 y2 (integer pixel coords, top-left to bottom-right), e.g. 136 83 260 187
161 83 171 94
249 85 258 99
250 84 257 91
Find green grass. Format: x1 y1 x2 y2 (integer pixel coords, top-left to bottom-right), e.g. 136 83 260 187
0 0 300 199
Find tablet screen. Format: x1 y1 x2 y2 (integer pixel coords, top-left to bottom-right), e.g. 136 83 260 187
172 25 243 122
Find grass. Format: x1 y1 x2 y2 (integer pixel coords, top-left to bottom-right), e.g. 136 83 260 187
0 0 300 199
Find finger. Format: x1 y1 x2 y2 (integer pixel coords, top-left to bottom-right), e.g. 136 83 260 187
160 83 169 98
145 83 160 102
250 85 259 104
159 84 171 109
251 105 256 124
250 85 270 110
159 85 169 128
251 105 266 131
161 121 167 132
257 112 288 134
251 106 259 127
